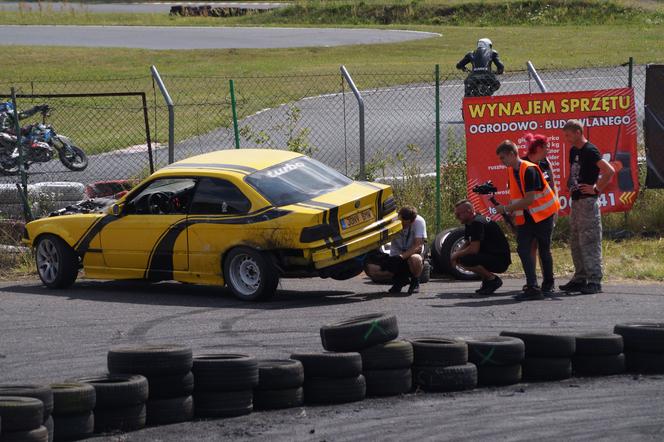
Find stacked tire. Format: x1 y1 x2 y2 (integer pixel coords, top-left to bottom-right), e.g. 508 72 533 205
573 333 625 376
466 337 525 386
615 323 664 373
107 344 194 426
501 331 575 381
254 360 304 410
192 354 258 417
0 385 53 442
360 340 414 396
410 338 477 392
75 374 148 434
291 353 365 404
0 396 48 442
50 383 96 441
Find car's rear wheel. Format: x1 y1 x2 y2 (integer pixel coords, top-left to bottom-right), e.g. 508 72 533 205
223 247 278 302
35 234 78 289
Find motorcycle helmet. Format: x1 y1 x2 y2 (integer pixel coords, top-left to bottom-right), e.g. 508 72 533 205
477 38 493 49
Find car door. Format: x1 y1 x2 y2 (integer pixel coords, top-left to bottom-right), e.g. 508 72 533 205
100 177 196 277
186 177 253 277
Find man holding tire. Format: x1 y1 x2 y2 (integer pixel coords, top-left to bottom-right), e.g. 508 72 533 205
451 200 511 295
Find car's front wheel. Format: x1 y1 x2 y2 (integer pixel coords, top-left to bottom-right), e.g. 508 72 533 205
35 234 79 288
223 247 278 302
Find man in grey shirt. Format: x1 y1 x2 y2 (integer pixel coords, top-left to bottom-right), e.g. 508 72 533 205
365 206 427 295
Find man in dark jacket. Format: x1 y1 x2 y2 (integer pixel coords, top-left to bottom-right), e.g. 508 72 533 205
456 38 504 97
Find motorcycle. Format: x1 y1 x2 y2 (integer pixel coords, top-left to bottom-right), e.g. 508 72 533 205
0 107 88 175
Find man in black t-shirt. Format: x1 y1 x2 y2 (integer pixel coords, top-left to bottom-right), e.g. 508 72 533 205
451 199 511 295
560 120 615 295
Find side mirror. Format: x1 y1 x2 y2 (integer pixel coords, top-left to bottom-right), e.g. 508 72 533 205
111 204 122 216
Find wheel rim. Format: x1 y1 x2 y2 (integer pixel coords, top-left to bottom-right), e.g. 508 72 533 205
228 254 261 297
451 237 477 277
36 238 59 284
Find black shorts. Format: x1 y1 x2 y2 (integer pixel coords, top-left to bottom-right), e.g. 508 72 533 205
458 253 510 274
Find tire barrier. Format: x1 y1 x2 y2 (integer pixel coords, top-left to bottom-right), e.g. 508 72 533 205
254 360 304 410
107 344 194 426
573 333 626 376
192 354 258 417
2 319 663 439
50 383 96 442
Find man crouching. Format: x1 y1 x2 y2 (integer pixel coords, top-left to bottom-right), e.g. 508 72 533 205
451 200 511 295
365 206 426 295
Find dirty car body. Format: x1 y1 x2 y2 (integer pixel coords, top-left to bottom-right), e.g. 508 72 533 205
23 149 401 301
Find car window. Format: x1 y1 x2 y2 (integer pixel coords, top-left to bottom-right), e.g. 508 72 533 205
245 157 352 207
189 177 251 215
125 178 196 215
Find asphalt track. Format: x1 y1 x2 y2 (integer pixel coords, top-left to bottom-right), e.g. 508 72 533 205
0 25 439 49
1 276 663 440
0 2 287 13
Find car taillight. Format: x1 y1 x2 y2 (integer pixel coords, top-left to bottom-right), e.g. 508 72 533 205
382 196 396 215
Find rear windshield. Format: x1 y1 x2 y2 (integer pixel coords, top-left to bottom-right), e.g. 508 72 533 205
245 157 352 206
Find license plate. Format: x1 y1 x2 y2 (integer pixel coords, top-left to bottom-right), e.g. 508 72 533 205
341 209 373 230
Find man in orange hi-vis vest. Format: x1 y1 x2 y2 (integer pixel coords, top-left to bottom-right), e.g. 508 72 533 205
495 140 561 301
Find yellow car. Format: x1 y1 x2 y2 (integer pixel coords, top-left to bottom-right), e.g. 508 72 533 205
23 149 401 301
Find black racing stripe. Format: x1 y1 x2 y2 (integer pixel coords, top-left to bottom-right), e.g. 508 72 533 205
164 163 257 173
376 189 384 220
144 208 292 282
75 215 119 257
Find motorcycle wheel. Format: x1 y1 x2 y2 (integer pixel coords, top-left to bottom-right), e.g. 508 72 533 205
59 143 88 171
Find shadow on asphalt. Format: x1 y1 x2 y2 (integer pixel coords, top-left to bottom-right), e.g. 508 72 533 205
3 280 369 310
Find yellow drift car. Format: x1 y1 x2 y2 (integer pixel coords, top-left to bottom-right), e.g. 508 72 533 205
23 149 401 301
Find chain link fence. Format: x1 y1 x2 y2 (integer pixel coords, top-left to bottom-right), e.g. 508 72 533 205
0 62 646 223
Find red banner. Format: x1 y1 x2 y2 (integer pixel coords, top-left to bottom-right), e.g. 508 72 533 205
463 88 639 217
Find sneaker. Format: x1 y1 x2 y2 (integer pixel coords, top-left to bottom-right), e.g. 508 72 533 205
559 280 586 292
514 285 544 301
407 278 420 295
580 282 602 295
477 276 503 295
475 280 489 294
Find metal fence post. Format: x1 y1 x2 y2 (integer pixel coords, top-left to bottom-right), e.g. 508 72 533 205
150 65 175 164
229 79 240 149
11 87 32 222
340 65 365 180
435 64 441 232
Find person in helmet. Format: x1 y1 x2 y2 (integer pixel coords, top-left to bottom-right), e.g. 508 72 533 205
456 38 504 97
0 101 50 134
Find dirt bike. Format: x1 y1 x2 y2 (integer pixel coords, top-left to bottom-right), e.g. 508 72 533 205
0 107 88 175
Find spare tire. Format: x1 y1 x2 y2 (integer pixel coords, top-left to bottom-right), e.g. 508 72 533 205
575 333 623 355
0 397 44 432
192 354 258 392
500 331 575 358
256 360 304 390
320 313 398 352
50 383 96 416
360 340 414 370
74 374 148 409
614 323 664 353
290 352 362 379
0 385 53 421
410 338 468 367
107 344 193 376
466 336 525 367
